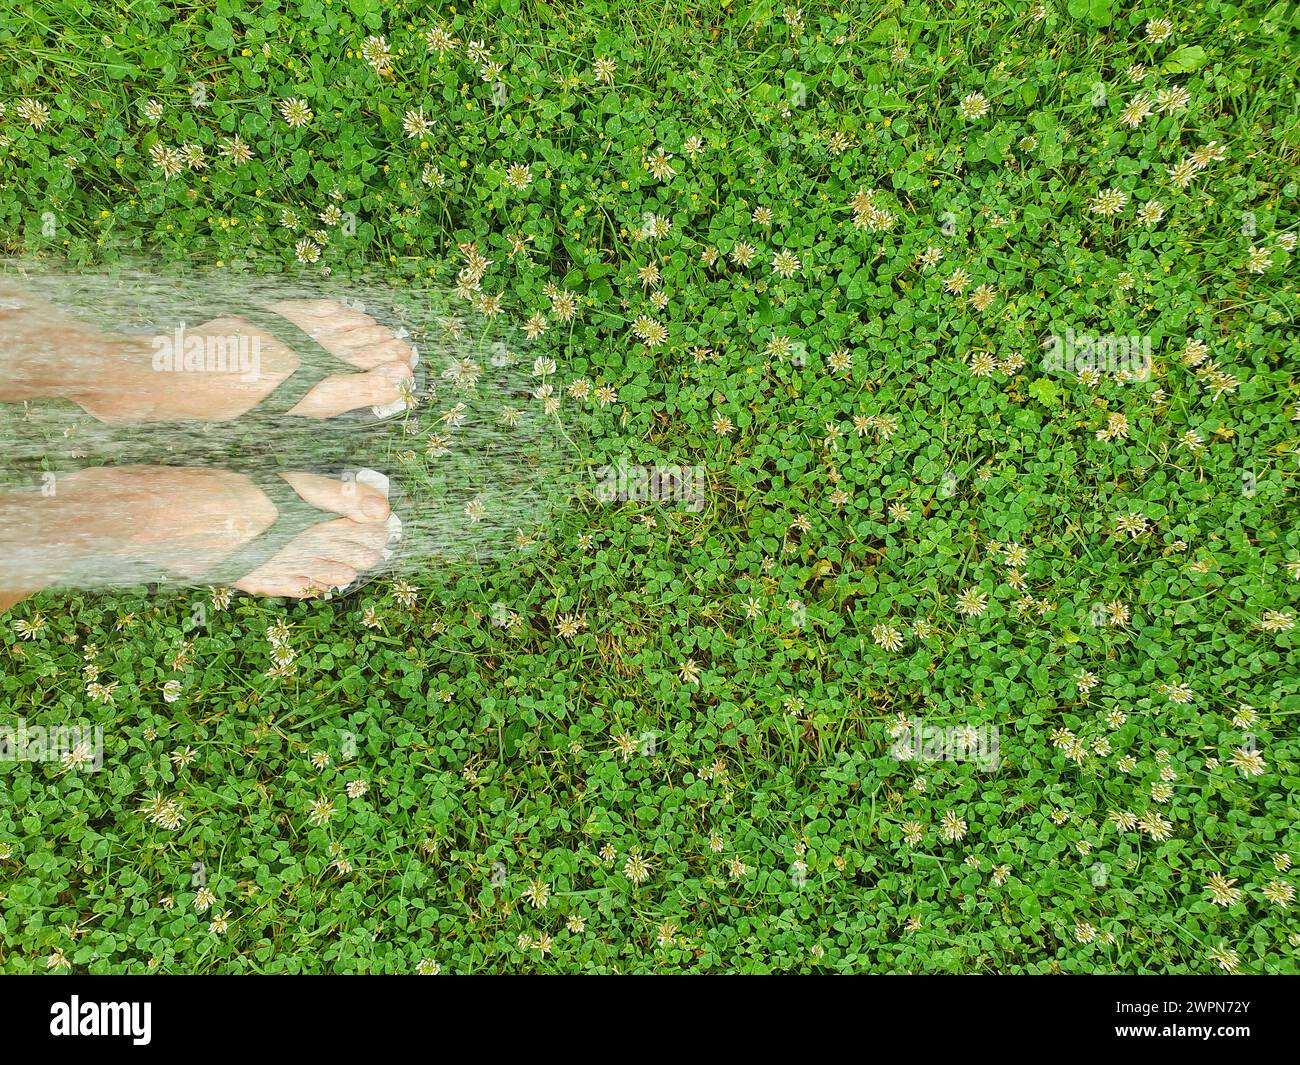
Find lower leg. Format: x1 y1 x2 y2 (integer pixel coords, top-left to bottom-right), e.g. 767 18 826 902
0 282 294 419
0 467 277 606
0 280 413 422
0 465 394 613
0 476 96 611
0 293 141 405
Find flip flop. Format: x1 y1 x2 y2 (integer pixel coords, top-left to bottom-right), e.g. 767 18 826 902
198 467 405 600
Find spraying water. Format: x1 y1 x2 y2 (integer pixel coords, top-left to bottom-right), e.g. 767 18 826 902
0 259 580 596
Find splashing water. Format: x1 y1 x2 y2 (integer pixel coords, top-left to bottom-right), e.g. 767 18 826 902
0 259 580 595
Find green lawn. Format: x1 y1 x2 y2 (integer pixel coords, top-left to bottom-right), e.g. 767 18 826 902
1 0 1298 973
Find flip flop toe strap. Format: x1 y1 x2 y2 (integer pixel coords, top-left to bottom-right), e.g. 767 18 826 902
235 303 423 420
197 473 332 589
224 306 353 418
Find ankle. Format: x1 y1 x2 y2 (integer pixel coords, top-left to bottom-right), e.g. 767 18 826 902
57 334 155 406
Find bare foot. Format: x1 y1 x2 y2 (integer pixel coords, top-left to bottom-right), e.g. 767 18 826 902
0 466 397 609
1 293 417 425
